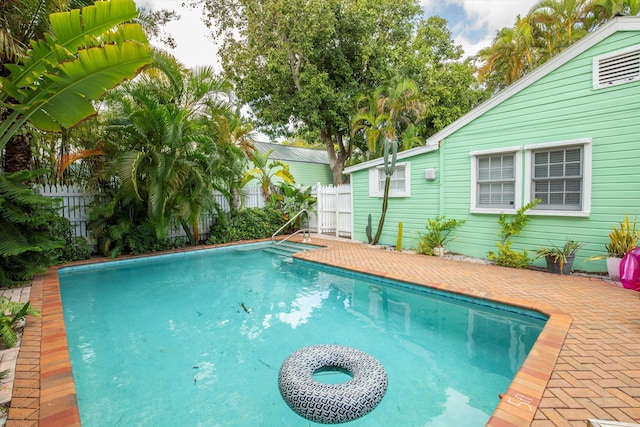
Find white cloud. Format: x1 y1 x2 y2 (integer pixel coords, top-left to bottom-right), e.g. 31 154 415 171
454 0 538 33
421 0 539 57
139 0 221 71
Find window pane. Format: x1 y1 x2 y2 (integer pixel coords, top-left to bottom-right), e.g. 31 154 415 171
549 150 564 164
476 154 515 208
566 193 581 205
535 181 548 192
534 152 548 166
566 180 581 192
532 146 583 211
566 149 581 162
566 163 581 176
534 164 548 178
549 164 564 177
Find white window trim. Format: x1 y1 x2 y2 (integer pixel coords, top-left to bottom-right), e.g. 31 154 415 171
524 138 592 217
593 44 640 90
369 162 411 198
470 147 522 214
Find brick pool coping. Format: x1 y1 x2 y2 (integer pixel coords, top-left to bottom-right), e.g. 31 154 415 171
7 237 640 426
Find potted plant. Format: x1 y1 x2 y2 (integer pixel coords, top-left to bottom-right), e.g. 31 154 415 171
535 239 583 275
589 215 640 283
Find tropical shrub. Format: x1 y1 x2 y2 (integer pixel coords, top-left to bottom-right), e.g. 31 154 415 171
207 207 285 244
416 216 466 255
0 297 40 348
49 219 92 262
88 191 179 257
487 199 539 268
606 215 639 258
0 171 63 287
276 182 316 228
488 241 532 269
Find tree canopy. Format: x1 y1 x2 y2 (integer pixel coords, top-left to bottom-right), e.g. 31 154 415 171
193 0 482 183
477 0 640 92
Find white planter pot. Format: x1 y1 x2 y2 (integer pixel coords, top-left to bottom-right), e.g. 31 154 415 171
607 257 622 284
433 246 445 257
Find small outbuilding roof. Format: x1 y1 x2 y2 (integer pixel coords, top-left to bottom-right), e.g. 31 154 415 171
254 141 329 165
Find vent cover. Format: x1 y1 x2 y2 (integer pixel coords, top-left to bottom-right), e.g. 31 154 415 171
593 46 640 89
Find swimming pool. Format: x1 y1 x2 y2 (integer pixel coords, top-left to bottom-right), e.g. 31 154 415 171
58 242 546 426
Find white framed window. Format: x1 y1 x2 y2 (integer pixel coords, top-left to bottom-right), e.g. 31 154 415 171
593 45 640 89
369 162 410 197
470 147 522 213
524 139 591 216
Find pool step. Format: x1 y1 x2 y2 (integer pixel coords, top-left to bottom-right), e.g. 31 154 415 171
263 241 319 259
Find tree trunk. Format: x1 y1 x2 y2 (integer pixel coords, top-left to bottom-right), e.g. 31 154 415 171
320 127 350 185
3 134 32 173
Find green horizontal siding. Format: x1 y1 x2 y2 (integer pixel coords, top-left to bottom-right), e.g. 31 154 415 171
351 29 640 274
286 162 333 186
249 161 332 187
351 152 441 249
441 31 640 273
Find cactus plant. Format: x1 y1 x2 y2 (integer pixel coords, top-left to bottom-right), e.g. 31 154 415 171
370 137 398 245
396 222 403 251
366 214 373 243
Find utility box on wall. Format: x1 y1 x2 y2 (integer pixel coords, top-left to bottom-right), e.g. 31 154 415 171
424 168 437 180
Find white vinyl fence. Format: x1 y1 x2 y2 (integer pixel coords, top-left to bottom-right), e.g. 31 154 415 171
38 182 352 242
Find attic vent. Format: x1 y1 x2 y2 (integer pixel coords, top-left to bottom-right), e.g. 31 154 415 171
593 45 640 89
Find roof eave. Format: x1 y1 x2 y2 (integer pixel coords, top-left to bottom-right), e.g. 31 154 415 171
343 143 438 174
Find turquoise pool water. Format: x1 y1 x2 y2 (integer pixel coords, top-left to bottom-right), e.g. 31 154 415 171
58 242 546 426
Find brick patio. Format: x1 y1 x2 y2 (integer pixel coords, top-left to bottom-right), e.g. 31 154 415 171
6 237 640 426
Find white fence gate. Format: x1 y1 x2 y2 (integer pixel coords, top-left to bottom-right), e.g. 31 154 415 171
39 182 352 241
309 183 352 238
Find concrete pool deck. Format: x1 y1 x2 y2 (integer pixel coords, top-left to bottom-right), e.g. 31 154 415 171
5 236 640 426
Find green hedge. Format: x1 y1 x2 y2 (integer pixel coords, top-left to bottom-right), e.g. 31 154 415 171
207 207 287 244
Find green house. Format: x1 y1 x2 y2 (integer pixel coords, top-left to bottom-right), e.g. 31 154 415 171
344 17 640 273
253 141 333 187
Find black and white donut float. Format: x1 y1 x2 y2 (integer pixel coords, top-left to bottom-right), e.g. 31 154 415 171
278 344 387 424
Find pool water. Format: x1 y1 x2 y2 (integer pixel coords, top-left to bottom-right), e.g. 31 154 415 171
59 243 546 426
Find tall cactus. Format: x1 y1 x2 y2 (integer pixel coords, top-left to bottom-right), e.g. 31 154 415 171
370 137 398 245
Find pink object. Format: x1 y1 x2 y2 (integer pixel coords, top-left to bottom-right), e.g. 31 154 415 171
620 250 640 290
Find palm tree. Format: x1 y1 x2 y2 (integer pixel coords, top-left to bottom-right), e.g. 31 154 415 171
589 0 640 28
351 86 391 155
352 77 425 156
477 15 537 90
241 148 295 200
103 53 238 244
529 0 591 58
351 78 425 244
206 105 257 209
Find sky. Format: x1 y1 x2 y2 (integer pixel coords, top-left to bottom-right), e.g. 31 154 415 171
138 0 540 70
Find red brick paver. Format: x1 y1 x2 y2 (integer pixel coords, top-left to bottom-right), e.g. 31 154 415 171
7 237 640 426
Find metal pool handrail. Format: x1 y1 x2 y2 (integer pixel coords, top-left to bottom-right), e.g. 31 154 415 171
271 209 311 245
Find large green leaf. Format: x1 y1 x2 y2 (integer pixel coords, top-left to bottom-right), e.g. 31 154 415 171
0 0 151 150
5 0 140 89
28 37 152 130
